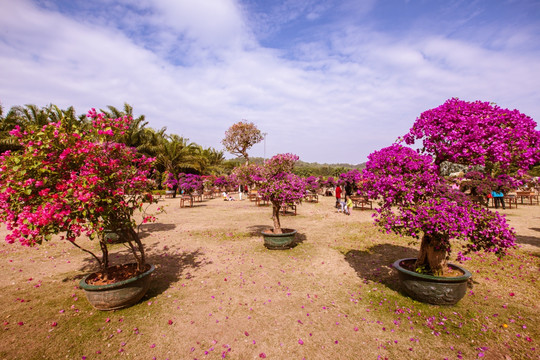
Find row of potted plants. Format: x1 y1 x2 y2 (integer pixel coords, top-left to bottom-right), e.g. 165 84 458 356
0 98 538 309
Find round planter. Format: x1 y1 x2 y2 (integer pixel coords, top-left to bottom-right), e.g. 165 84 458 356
261 228 297 249
393 258 472 305
79 263 155 310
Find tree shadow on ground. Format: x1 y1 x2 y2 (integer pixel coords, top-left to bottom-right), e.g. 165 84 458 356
516 235 540 247
344 244 418 292
247 225 271 236
138 223 177 239
68 241 210 299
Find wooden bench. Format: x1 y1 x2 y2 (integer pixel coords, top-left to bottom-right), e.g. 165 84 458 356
248 191 258 202
179 195 193 208
504 195 518 209
351 196 372 210
255 196 269 206
280 203 297 215
305 193 319 203
516 191 539 205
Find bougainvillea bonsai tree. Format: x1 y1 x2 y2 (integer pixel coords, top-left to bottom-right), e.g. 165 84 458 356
363 144 517 275
178 173 203 196
213 175 230 191
163 172 178 190
230 162 263 190
257 154 307 234
339 169 363 194
0 109 159 278
364 99 540 276
304 176 320 193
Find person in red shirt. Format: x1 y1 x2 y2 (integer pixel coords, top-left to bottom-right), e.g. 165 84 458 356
335 185 342 208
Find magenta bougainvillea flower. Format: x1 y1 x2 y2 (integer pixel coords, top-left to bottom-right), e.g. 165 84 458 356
403 98 540 172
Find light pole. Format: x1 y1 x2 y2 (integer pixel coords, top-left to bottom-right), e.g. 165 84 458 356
262 132 268 160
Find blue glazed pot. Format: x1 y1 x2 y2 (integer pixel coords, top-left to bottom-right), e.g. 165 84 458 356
393 258 472 305
261 228 297 249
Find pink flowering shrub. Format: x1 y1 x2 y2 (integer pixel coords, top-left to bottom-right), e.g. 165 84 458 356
0 109 159 275
403 98 540 172
213 175 229 190
321 176 337 188
257 154 307 234
339 169 363 193
230 163 263 188
363 144 516 275
372 98 540 275
304 176 320 192
163 172 178 190
178 173 203 195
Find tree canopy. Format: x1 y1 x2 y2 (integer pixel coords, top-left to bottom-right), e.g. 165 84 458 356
221 121 264 163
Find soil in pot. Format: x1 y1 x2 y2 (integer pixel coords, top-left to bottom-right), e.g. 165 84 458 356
85 263 151 286
400 259 465 277
80 263 155 310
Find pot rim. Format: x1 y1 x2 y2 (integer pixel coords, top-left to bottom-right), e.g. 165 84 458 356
79 263 155 291
393 258 472 282
261 228 297 237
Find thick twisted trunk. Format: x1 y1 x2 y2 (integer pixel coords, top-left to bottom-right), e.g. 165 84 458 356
272 203 282 234
123 226 146 273
415 233 448 276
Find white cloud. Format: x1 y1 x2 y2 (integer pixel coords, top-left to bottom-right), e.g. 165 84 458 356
0 0 539 164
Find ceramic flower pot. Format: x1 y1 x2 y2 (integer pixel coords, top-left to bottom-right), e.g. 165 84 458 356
79 263 155 310
261 228 297 249
393 258 472 305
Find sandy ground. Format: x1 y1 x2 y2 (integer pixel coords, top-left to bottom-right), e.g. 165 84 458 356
0 194 538 359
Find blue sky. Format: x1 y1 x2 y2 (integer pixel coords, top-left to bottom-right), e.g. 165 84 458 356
1 0 539 164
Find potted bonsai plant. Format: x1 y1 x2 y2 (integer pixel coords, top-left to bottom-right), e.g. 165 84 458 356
362 144 516 304
163 172 178 198
362 98 540 305
0 109 161 310
178 172 203 206
256 154 307 249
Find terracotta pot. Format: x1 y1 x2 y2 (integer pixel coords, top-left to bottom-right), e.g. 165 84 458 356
79 263 155 310
261 228 297 249
393 258 471 305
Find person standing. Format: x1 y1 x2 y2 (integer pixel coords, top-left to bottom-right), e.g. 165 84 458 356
344 195 353 215
335 185 342 208
491 187 506 209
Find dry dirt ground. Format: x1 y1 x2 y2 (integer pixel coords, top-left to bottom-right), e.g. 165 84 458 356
0 195 538 360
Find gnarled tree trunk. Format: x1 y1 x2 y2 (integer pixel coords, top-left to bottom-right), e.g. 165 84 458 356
415 233 448 276
272 202 282 234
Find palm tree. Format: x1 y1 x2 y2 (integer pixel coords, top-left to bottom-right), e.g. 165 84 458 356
0 105 23 153
49 105 91 132
199 147 225 175
156 134 199 175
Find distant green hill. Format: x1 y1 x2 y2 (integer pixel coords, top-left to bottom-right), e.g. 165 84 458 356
224 157 365 177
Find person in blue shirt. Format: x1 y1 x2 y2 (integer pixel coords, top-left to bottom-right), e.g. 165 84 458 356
491 187 505 209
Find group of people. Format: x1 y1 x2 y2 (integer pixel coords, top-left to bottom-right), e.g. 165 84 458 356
335 185 353 215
